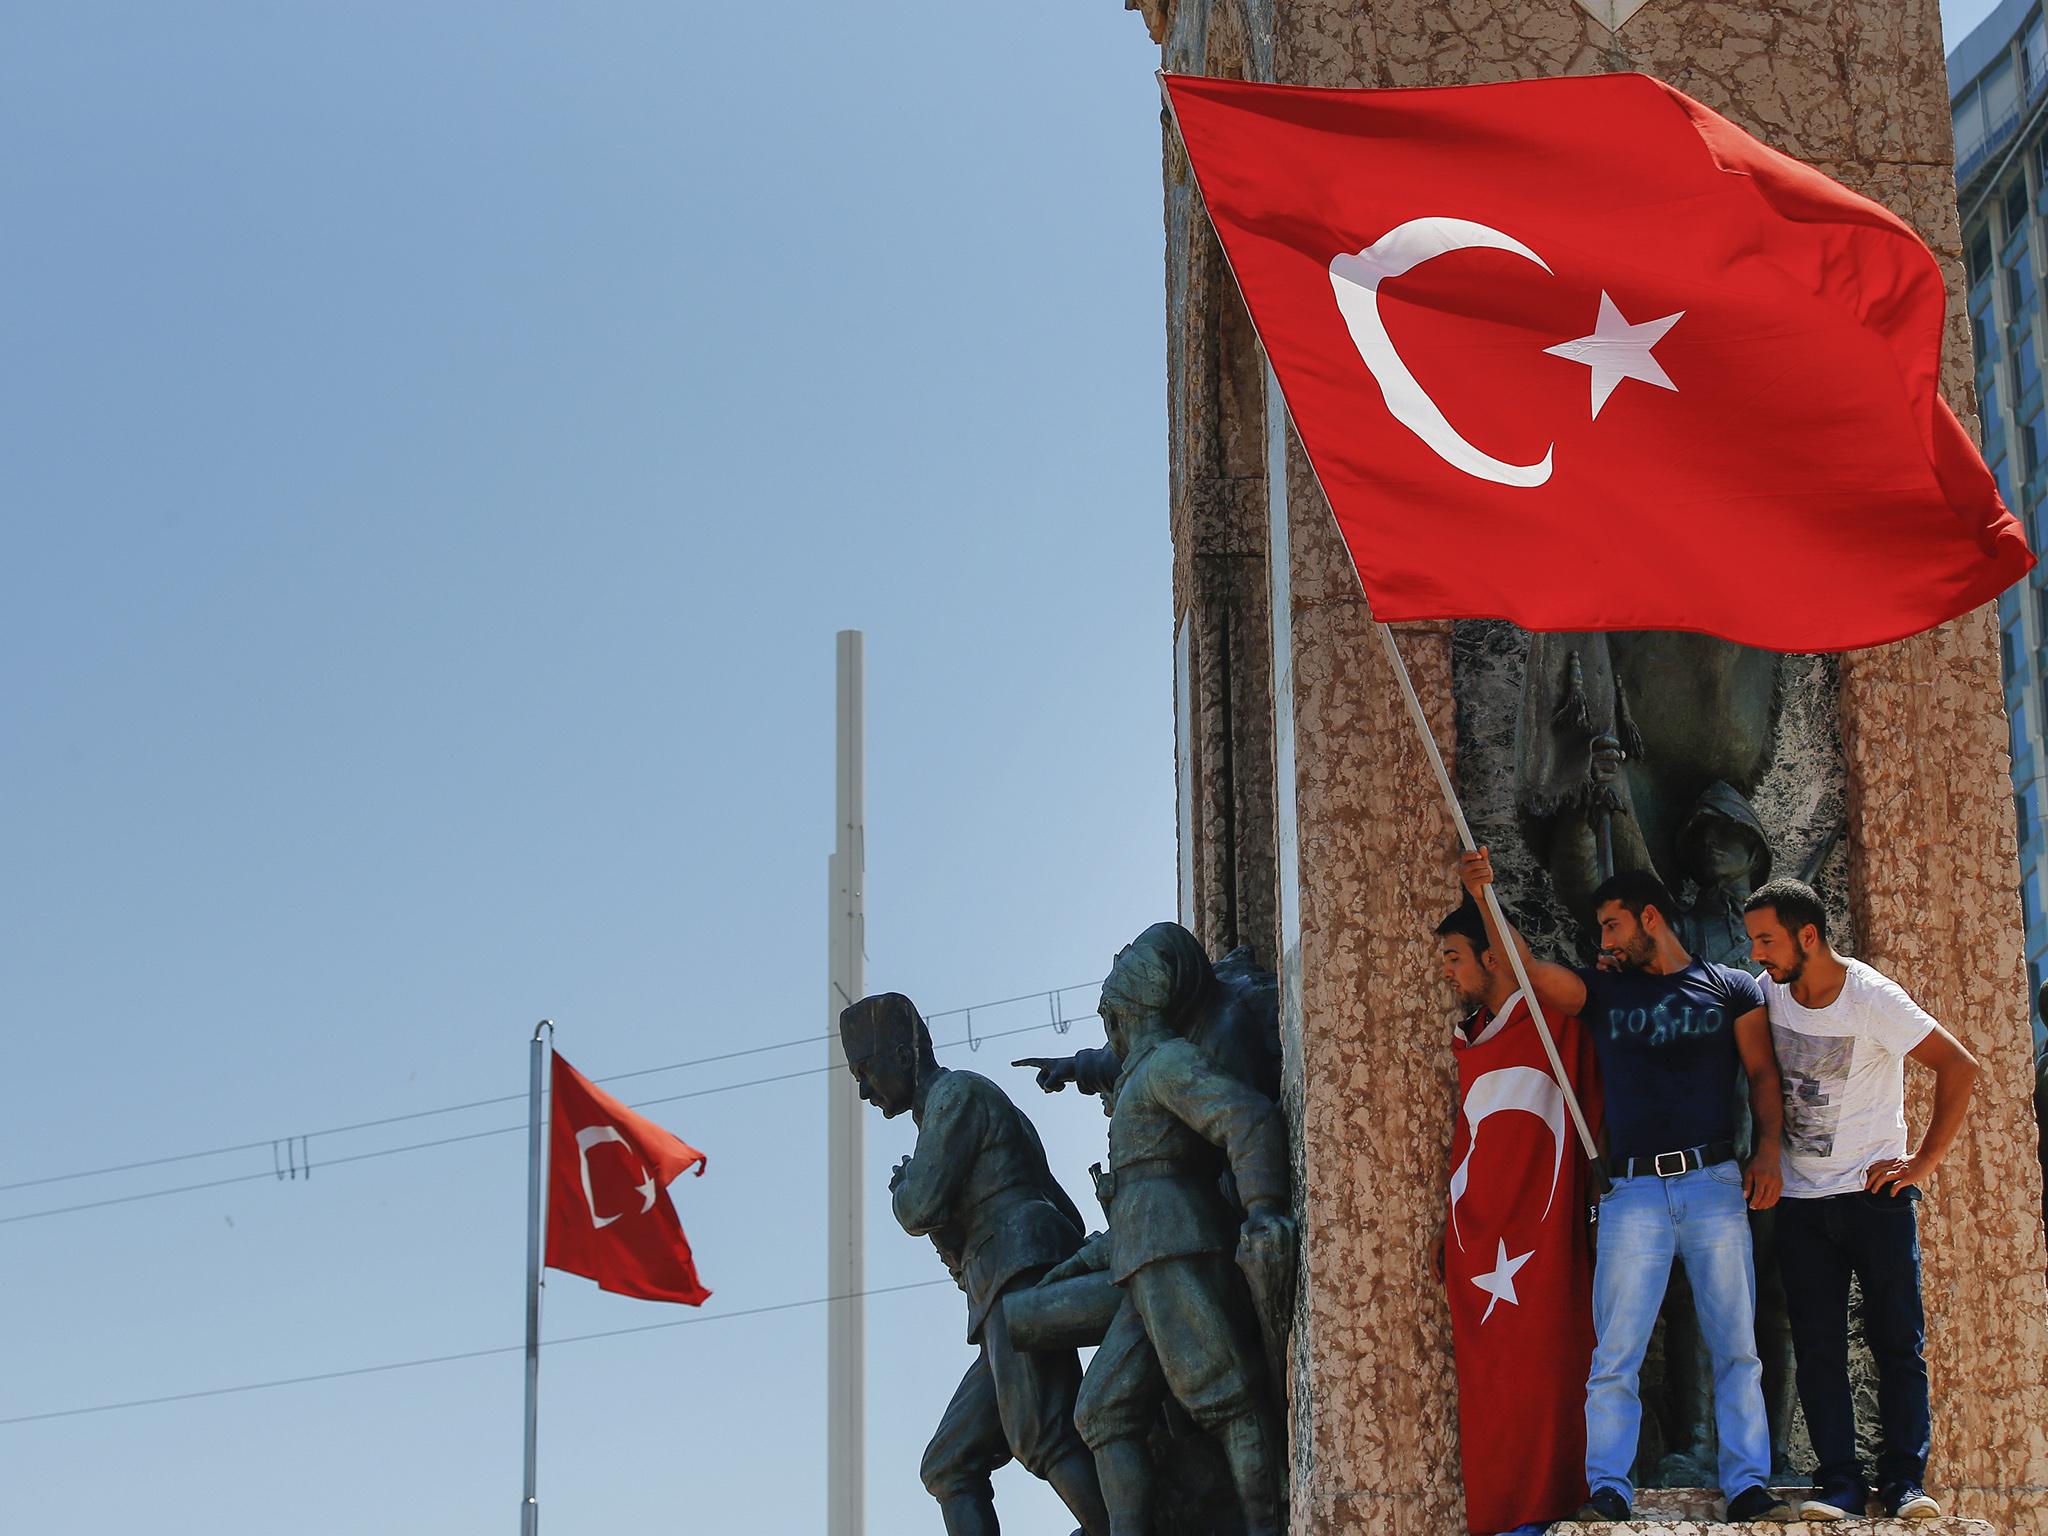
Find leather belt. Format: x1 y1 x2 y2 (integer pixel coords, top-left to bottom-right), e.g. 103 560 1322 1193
1099 1158 1183 1198
1608 1140 1738 1181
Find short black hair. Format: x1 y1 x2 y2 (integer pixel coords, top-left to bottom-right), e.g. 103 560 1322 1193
1590 868 1678 928
1744 878 1829 943
1434 897 1491 954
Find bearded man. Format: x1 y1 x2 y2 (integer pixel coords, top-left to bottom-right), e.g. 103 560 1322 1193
1460 848 1789 1525
1742 879 1979 1523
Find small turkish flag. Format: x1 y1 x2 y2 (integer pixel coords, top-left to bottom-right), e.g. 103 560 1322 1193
545 1051 710 1306
1443 996 1602 1533
1163 72 2034 650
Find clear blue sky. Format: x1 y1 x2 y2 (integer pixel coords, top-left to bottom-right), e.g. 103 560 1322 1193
0 4 2005 1533
1 5 1168 1532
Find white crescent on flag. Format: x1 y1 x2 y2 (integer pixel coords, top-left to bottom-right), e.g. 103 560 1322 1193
1447 1063 1567 1252
575 1124 659 1229
1328 216 1556 489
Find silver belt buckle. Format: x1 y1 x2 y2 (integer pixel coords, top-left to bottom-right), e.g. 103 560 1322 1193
1653 1149 1689 1178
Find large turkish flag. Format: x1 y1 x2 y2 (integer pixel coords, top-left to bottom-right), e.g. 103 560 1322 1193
1443 995 1601 1533
1163 72 2033 650
546 1052 711 1306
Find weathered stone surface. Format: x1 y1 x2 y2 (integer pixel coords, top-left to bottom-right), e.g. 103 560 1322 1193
1182 551 1281 963
1164 5 1281 966
1839 615 2048 1533
1285 581 1464 1536
1592 1484 1998 1525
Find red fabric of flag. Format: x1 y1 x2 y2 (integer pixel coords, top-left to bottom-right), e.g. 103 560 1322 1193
546 1051 711 1305
1443 996 1601 1533
1163 71 2033 650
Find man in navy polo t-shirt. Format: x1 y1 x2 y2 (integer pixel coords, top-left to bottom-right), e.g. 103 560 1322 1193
1461 849 1788 1525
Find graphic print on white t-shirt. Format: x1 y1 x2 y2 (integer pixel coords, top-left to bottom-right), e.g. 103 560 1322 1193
1765 959 1937 1198
1772 1025 1857 1158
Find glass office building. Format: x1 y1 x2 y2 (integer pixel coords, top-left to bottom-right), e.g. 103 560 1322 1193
1953 0 2048 1049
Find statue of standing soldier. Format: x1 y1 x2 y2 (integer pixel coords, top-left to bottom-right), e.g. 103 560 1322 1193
838 992 1111 1536
1033 923 1295 1536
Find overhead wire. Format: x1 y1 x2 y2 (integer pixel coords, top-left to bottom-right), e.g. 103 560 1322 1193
0 982 1099 1195
0 1277 955 1427
0 1014 1099 1226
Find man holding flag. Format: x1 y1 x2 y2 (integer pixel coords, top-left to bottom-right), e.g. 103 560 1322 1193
1461 853 1787 1523
1432 897 1601 1534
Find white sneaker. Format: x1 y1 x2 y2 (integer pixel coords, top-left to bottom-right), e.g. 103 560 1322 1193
1890 1489 1940 1520
1796 1491 1860 1521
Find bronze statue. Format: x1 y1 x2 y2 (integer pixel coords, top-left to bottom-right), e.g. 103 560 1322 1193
1517 632 1777 924
1014 943 1281 1107
1674 782 1772 968
839 992 1110 1536
1033 924 1294 1536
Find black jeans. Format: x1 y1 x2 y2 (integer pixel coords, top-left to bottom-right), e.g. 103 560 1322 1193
1774 1190 1930 1493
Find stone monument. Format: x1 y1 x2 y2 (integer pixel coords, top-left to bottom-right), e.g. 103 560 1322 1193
1136 1 2048 1530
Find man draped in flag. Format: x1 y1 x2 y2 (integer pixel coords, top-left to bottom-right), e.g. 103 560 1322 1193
1433 898 1601 1534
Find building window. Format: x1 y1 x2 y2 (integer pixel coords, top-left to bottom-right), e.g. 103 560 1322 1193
1972 227 1997 287
1990 56 2021 129
2009 175 2033 240
2021 408 2046 484
2030 13 2048 83
2024 871 2041 931
2006 624 2020 676
2029 957 2042 1013
2017 336 2043 404
1958 86 1987 163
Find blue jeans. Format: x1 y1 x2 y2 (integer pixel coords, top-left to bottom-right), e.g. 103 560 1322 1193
1774 1191 1929 1494
1586 1161 1771 1501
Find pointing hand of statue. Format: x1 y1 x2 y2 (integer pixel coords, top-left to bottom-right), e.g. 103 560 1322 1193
887 1154 912 1191
1012 1056 1078 1093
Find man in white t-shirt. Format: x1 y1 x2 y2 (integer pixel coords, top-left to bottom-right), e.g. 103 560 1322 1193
1742 878 1980 1523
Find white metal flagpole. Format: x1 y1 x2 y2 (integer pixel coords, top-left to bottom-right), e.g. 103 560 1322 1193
826 630 866 1536
520 1019 554 1536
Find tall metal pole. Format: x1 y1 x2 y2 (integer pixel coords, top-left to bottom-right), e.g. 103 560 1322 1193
520 1020 553 1536
826 631 866 1536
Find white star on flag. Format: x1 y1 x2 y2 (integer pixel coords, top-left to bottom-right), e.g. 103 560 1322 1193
1471 1238 1535 1322
1544 291 1684 419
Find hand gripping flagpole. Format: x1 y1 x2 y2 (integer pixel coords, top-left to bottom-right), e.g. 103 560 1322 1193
521 1020 554 1536
1373 624 1601 1170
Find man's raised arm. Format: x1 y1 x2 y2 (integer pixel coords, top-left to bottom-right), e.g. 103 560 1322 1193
1457 847 1589 1018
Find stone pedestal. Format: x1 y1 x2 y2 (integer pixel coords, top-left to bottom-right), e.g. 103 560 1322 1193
1555 1485 1992 1531
1145 2 2048 1532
